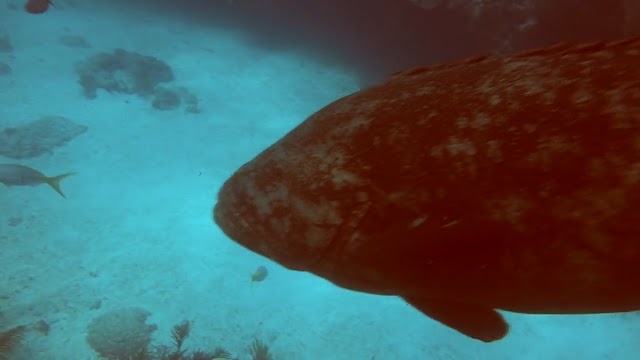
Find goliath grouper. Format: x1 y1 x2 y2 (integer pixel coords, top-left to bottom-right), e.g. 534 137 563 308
213 37 640 342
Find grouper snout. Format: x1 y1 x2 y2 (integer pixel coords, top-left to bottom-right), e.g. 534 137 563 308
213 174 263 253
213 168 335 272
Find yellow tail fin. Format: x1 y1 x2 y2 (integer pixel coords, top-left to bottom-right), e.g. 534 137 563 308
45 172 76 198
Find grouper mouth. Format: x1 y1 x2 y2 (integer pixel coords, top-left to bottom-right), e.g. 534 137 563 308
213 196 248 250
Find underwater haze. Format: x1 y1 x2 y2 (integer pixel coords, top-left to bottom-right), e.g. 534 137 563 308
1 0 639 359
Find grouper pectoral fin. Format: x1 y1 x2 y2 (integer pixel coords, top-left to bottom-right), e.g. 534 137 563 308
403 296 508 342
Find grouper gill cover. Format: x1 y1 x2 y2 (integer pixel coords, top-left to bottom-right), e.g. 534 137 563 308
213 37 640 342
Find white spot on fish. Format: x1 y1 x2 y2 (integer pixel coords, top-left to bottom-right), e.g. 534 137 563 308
331 168 362 189
409 216 428 228
286 196 343 249
330 97 357 115
571 87 593 105
446 137 477 156
456 116 470 129
487 195 533 230
471 113 491 128
502 59 538 74
356 99 385 113
590 50 615 60
489 93 502 106
603 88 638 129
540 90 558 105
416 86 435 96
528 135 582 169
356 191 369 202
245 181 290 217
519 77 545 96
417 110 440 126
477 76 498 95
339 115 374 134
441 219 460 228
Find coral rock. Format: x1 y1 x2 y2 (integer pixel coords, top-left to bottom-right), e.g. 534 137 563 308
86 307 157 359
75 49 174 99
0 116 87 159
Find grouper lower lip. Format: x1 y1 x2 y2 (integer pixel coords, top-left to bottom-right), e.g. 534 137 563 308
213 182 248 248
214 173 246 234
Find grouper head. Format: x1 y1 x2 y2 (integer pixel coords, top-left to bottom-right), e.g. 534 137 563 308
213 126 351 277
212 88 429 298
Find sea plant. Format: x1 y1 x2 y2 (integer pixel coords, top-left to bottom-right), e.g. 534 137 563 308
248 338 273 360
0 325 26 360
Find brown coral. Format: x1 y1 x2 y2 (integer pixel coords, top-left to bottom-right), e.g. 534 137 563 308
0 325 26 360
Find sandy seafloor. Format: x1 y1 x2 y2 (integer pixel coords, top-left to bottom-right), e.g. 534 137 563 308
0 1 639 359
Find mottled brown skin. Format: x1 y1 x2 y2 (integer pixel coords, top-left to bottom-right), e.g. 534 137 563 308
24 0 54 14
214 37 640 342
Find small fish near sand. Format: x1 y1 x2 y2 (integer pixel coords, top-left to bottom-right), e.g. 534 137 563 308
0 164 75 198
250 266 269 283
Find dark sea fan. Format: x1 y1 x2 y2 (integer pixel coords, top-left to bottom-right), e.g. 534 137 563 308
0 325 26 359
249 338 273 360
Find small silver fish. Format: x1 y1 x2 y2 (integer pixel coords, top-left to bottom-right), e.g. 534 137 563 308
0 164 75 198
250 266 268 282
